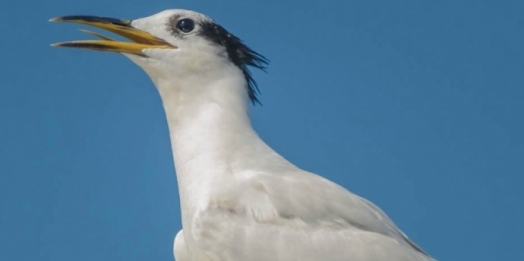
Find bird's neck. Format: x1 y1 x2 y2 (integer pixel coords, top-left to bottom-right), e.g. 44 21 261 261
153 74 295 218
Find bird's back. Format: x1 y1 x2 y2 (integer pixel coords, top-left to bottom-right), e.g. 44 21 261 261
177 169 436 261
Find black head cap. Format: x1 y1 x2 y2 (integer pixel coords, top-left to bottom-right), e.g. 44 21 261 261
199 21 269 104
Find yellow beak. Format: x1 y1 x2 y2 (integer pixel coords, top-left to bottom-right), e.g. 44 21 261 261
50 15 175 56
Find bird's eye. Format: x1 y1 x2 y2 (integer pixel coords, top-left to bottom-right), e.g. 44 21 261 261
176 19 195 33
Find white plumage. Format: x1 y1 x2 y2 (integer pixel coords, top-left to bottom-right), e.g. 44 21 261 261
53 9 437 261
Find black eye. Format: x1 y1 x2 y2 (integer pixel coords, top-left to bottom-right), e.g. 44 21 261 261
176 18 195 33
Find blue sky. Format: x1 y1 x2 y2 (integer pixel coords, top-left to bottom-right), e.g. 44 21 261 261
1 0 523 260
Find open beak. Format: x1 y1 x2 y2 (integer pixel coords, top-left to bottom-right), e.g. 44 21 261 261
50 15 175 56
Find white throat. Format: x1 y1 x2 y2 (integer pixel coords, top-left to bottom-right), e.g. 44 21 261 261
129 54 296 227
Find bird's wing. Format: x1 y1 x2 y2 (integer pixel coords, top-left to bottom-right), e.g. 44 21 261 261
191 170 436 261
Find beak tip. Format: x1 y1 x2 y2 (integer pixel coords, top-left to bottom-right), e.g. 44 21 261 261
49 17 61 22
51 42 68 47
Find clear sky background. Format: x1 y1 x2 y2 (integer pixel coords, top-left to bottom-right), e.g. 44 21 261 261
1 0 523 260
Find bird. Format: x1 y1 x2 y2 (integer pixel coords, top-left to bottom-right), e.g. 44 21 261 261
51 9 437 261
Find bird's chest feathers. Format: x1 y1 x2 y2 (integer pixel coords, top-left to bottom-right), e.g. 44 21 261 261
183 174 278 249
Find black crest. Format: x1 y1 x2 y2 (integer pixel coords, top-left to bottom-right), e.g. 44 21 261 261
199 21 269 104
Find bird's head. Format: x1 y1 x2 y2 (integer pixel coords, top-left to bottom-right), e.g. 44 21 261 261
52 9 268 104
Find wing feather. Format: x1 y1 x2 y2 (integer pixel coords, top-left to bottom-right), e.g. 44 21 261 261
190 170 435 261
